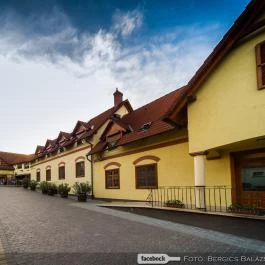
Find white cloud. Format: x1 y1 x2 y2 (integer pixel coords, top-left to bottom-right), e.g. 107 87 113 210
113 9 143 37
0 8 220 153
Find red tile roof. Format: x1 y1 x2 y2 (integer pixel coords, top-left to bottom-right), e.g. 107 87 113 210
36 100 133 157
0 151 34 168
89 87 187 155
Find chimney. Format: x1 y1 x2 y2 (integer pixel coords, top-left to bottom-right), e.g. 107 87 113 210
113 88 123 106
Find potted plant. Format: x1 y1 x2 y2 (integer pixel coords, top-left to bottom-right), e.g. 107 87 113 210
22 178 30 189
72 182 91 202
40 181 48 194
29 180 37 191
165 199 185 208
58 183 71 198
227 203 257 215
47 182 57 196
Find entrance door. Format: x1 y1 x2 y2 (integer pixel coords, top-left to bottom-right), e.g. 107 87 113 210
234 150 265 208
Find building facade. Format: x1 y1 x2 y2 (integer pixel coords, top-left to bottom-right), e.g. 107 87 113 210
1 0 264 211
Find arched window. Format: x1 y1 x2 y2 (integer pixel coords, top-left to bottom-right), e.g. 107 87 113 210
75 157 85 178
104 162 121 189
133 156 160 189
36 169 41 182
58 162 65 180
46 166 51 181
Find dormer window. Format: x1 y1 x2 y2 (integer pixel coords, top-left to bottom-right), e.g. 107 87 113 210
256 41 265 90
112 113 121 120
138 122 152 132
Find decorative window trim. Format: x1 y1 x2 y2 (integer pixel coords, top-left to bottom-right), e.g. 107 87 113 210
133 155 160 165
45 165 51 170
105 168 120 189
135 163 158 189
58 162 65 167
75 156 85 162
255 41 265 90
104 162 121 169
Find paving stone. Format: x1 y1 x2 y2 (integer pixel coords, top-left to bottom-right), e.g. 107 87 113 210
0 187 261 265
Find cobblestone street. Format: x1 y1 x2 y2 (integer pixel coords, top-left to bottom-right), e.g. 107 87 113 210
0 187 264 265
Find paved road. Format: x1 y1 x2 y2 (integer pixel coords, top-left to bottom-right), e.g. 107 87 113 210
0 187 263 265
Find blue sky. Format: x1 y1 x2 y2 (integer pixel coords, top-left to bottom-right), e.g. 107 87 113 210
0 0 250 153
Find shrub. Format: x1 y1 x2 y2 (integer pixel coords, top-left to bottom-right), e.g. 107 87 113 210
40 181 48 194
47 182 57 196
165 199 185 208
72 182 91 195
22 178 30 189
29 180 37 191
58 183 71 198
72 182 91 202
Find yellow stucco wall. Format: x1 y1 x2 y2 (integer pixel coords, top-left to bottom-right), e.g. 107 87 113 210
0 170 13 175
31 144 92 191
94 140 194 201
30 104 130 191
188 31 265 153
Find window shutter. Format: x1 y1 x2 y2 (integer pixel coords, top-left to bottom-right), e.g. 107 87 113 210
256 42 265 89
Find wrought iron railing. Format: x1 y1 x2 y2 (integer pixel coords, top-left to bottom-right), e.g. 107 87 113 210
146 186 232 213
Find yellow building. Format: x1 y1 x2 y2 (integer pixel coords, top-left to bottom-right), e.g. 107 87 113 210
1 0 264 213
166 0 265 209
88 0 265 211
0 151 33 184
30 90 132 194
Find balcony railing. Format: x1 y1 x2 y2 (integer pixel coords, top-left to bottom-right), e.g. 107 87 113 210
146 186 232 213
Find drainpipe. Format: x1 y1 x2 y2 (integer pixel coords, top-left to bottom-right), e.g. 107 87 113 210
86 141 94 199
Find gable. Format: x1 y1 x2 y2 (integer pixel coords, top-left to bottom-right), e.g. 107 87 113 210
166 0 265 123
188 30 265 153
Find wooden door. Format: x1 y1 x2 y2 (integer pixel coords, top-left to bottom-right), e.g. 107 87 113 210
235 151 265 208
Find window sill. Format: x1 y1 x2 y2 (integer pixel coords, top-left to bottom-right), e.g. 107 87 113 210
76 175 85 178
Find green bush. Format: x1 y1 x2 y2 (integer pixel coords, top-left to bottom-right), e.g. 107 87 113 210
22 178 30 189
72 182 91 195
29 180 37 191
58 183 71 198
40 181 48 194
165 199 185 208
47 182 57 196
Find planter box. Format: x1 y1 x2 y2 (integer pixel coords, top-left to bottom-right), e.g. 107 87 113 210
60 193 69 198
228 209 257 215
47 190 55 196
165 203 184 208
78 193 87 202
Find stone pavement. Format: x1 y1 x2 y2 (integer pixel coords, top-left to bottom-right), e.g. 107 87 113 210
0 187 263 265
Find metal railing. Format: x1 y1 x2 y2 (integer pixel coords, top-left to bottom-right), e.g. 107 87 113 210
146 186 232 213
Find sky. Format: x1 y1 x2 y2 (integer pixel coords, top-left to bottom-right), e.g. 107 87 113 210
0 0 250 154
